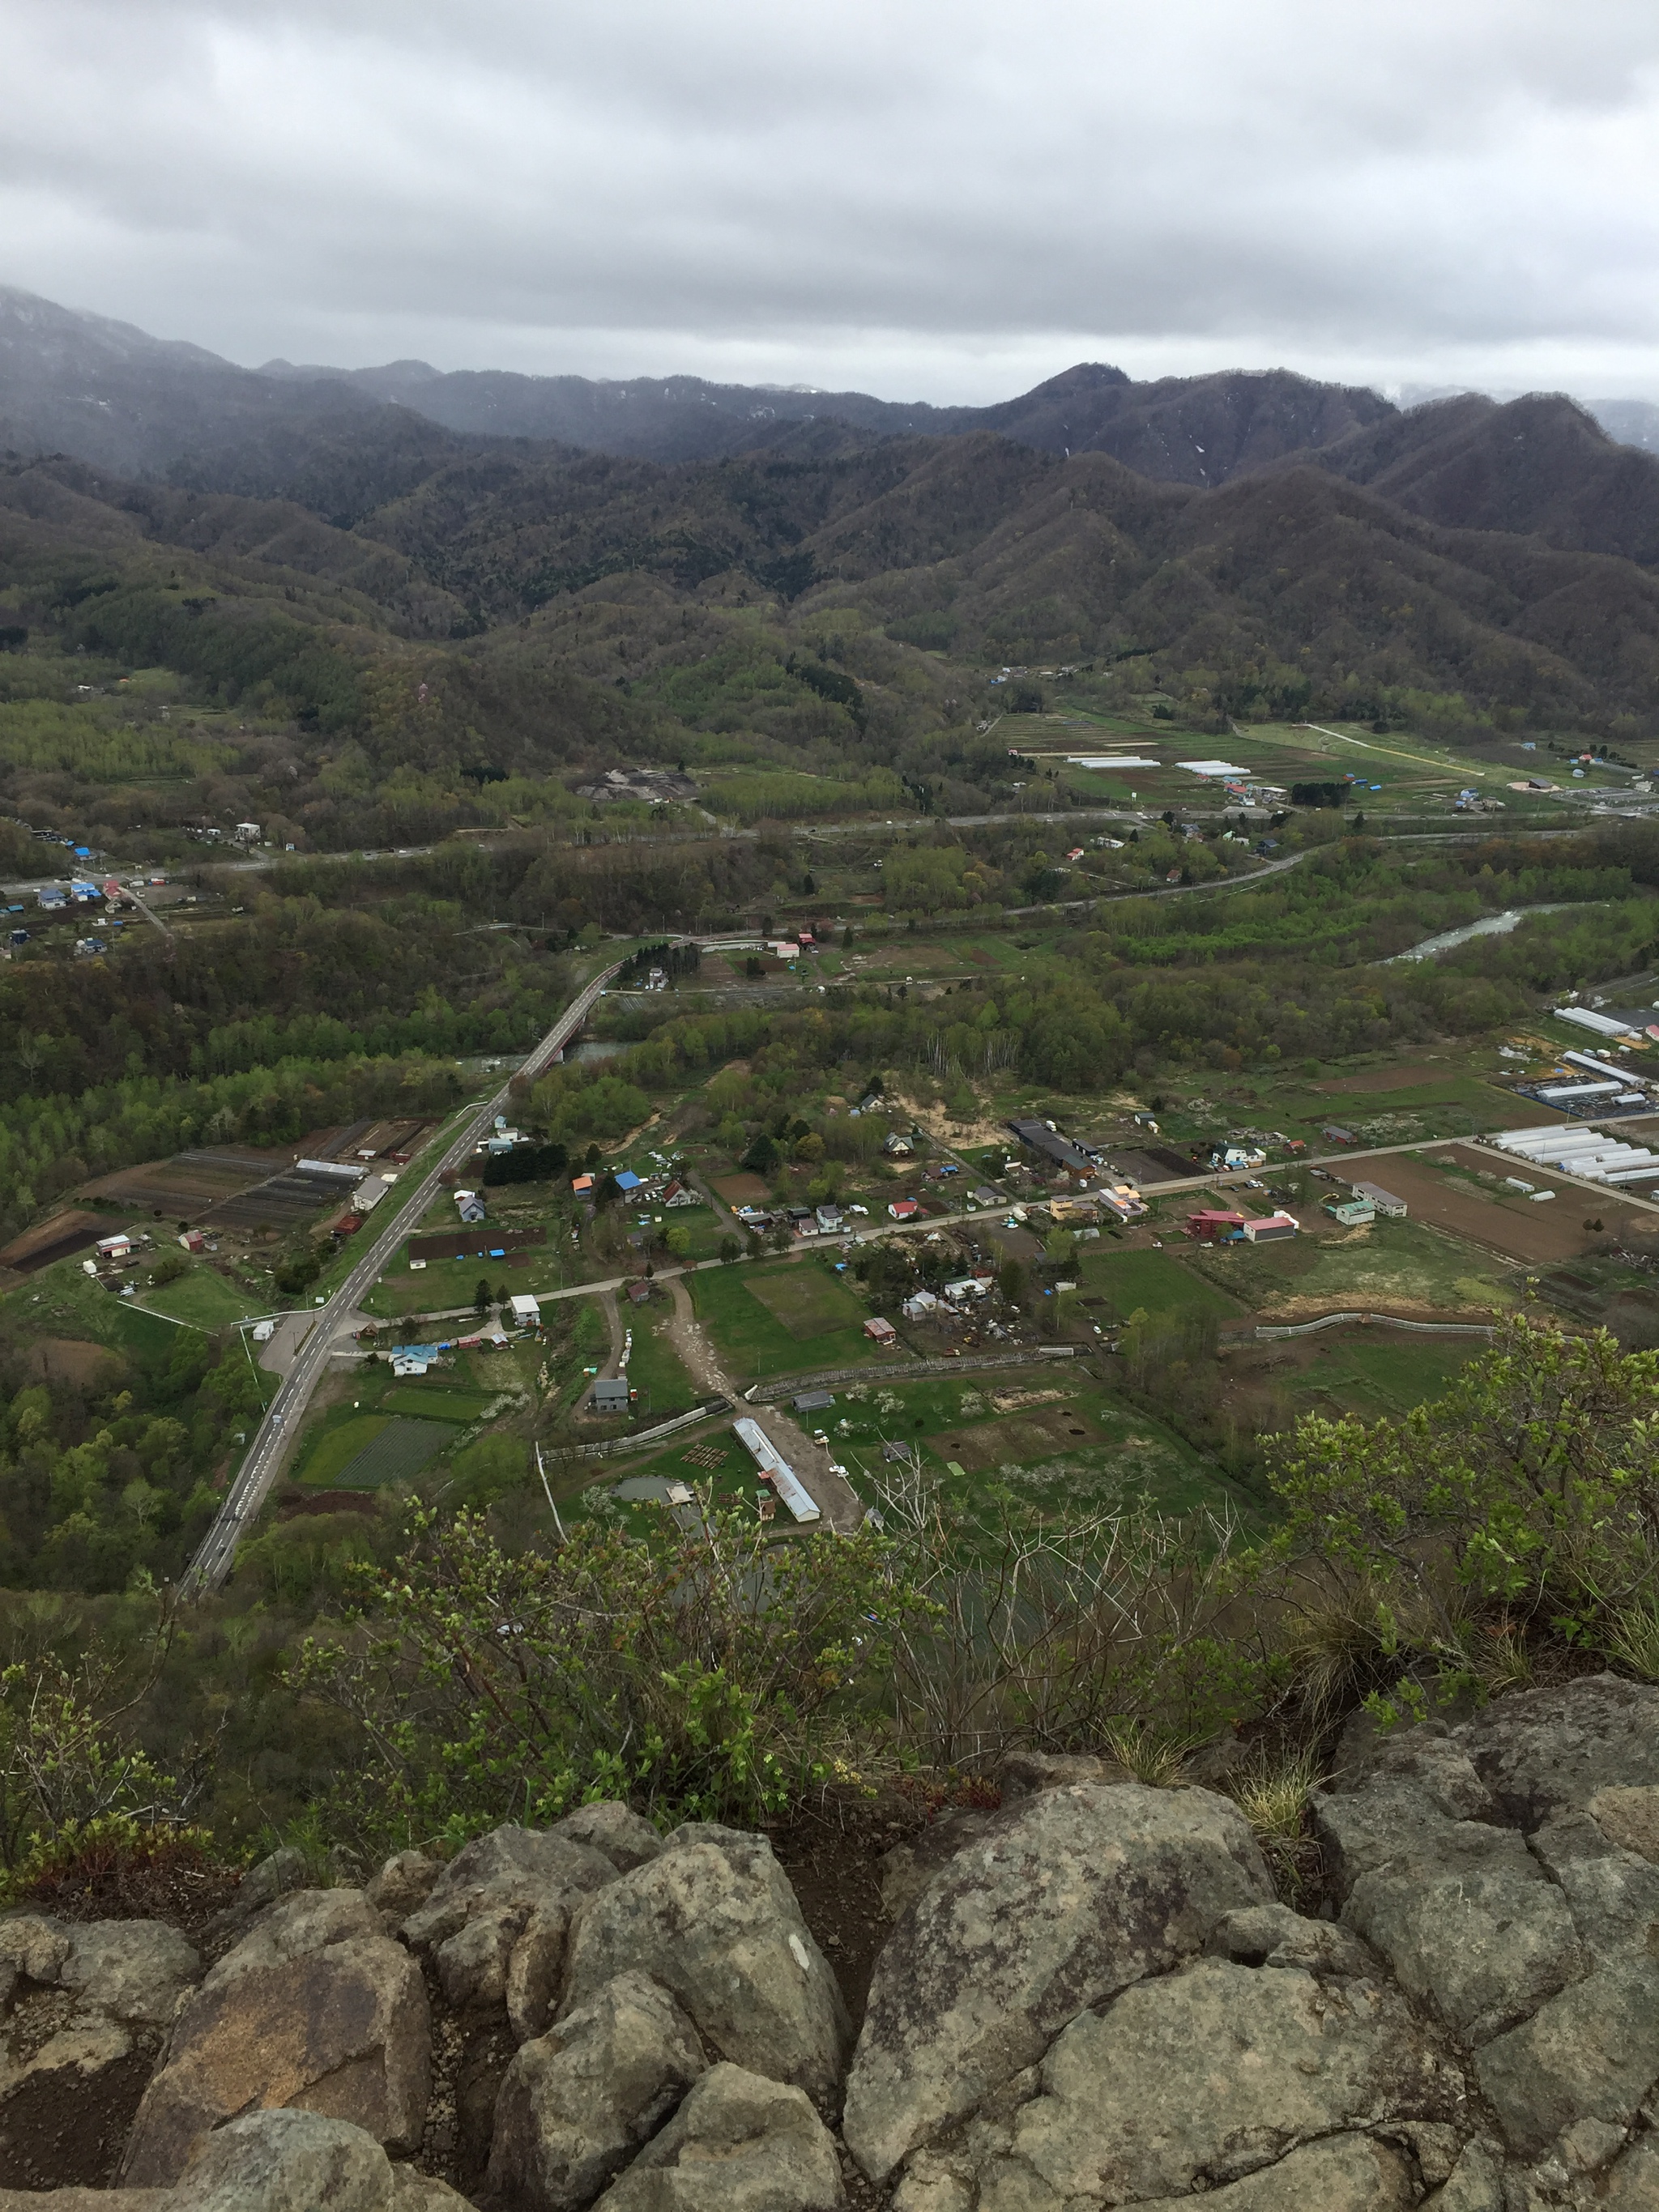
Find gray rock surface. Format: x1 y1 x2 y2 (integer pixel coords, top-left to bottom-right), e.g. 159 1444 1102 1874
488 1970 706 2212
367 1852 444 1920
1311 1673 1659 2184
1604 2140 1659 2207
1121 2133 1418 2211
122 1890 429 2185
506 1895 578 2045
1475 1953 1659 2159
589 2061 842 2212
552 1804 664 1874
1204 1900 1375 1976
55 1922 199 2027
403 1827 616 1953
987 1957 1460 2205
842 1781 1273 2182
1422 2141 1505 2211
876 1811 999 1921
1319 1779 1582 2042
172 2108 394 2211
561 1826 849 2110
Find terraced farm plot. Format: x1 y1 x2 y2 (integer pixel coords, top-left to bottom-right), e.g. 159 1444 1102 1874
79 1146 276 1219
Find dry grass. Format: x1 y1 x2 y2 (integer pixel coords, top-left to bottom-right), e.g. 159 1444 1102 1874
1606 1597 1659 1684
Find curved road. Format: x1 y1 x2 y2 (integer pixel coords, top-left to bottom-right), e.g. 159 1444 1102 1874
181 959 623 1594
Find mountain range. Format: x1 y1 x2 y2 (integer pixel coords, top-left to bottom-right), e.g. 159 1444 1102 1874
5 281 1657 529
3 277 1659 856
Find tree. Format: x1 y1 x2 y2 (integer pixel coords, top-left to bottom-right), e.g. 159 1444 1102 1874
664 1225 693 1260
289 1502 922 1843
741 1132 779 1175
719 1235 741 1264
474 1278 491 1315
996 1258 1030 1308
1265 1316 1659 1710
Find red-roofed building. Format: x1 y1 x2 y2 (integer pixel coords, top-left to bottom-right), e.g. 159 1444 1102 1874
1185 1208 1245 1242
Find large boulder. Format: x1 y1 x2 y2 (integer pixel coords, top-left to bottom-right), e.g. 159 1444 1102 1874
589 2062 842 2212
842 1781 1273 2182
171 2108 396 2211
402 1828 616 1953
560 1826 849 2111
488 1970 706 2212
120 1889 429 2186
981 1957 1462 2206
1314 1737 1583 2043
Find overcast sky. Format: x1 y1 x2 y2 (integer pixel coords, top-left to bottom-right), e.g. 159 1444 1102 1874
5 0 1659 402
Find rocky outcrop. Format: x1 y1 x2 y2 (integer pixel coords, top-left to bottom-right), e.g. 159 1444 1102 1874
0 1915 202 2189
11 1683 1659 2212
589 2063 843 2212
489 1971 706 2212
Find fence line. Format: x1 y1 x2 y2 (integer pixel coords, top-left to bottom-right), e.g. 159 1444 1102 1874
541 1396 731 1464
1253 1311 1495 1342
746 1345 1077 1402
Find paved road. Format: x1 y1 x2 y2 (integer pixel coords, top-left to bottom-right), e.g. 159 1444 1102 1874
181 958 623 1593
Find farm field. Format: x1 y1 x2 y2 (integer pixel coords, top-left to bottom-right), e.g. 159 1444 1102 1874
1018 718 1632 820
1187 1214 1516 1319
1076 1247 1246 1326
382 1385 499 1422
824 1369 1256 1521
1277 1332 1485 1421
294 1407 456 1488
1361 1147 1650 1264
689 1260 882 1380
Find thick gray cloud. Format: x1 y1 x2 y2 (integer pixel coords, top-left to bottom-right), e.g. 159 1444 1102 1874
2 0 1658 399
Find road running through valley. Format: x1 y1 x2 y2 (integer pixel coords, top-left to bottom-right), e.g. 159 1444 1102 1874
180 958 622 1594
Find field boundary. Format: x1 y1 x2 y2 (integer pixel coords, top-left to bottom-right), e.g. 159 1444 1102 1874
1253 1311 1497 1341
745 1346 1078 1400
543 1396 731 1464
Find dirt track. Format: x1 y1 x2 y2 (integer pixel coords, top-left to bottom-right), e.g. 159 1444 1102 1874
663 1277 864 1532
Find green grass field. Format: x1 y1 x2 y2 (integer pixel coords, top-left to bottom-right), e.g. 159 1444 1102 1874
297 1412 391 1486
817 1370 1256 1522
140 1268 268 1328
690 1262 880 1380
1284 1333 1482 1421
1078 1248 1245 1324
335 1417 454 1488
623 1312 701 1417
